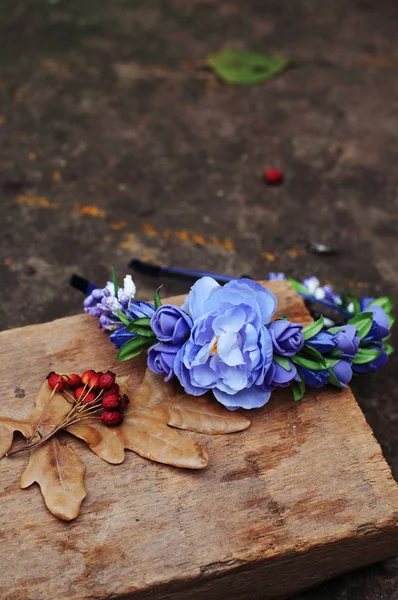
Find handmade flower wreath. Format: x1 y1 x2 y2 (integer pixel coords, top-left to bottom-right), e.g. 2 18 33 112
84 270 394 410
0 269 393 521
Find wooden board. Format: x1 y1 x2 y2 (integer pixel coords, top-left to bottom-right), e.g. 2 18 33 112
0 280 397 600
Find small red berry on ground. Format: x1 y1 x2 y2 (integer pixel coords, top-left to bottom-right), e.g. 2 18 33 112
101 411 124 426
264 168 283 185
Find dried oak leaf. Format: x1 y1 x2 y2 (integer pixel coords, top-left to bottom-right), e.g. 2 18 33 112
20 438 86 521
0 417 34 459
67 369 251 469
0 382 85 521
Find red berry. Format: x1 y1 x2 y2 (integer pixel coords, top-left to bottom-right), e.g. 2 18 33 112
66 373 81 389
119 394 130 411
264 168 283 185
99 371 116 389
47 372 65 392
102 393 121 411
107 383 120 395
82 392 97 405
88 372 101 388
81 369 95 385
74 386 86 400
101 411 124 427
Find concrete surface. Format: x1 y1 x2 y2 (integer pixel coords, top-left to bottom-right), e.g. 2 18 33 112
0 1 397 598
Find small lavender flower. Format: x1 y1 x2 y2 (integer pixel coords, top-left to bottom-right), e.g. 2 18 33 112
268 272 286 281
84 275 138 332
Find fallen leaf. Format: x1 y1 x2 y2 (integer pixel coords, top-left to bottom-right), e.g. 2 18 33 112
207 50 291 85
68 369 251 468
0 417 34 459
20 438 86 521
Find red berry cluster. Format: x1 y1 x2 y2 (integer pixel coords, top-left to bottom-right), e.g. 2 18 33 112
46 369 128 427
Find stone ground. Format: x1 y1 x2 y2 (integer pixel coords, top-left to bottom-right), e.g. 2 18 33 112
0 0 397 598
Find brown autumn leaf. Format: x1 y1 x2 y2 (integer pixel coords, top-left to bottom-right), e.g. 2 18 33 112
0 382 84 520
20 437 86 521
67 369 251 468
0 417 35 459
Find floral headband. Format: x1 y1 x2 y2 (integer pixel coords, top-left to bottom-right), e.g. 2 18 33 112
84 270 394 410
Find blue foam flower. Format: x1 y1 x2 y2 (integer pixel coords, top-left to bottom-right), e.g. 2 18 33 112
151 305 192 345
265 359 299 388
110 301 156 349
352 345 389 374
306 331 336 354
148 342 180 382
298 366 329 388
360 302 390 342
268 319 304 357
331 359 353 386
333 324 360 358
174 277 277 409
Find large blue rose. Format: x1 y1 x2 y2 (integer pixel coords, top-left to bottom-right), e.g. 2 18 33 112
174 277 277 409
151 305 192 344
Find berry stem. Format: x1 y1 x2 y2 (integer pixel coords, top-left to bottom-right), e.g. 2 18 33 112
27 384 60 443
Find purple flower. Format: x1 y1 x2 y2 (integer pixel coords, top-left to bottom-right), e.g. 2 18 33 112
268 272 286 280
151 305 192 344
306 331 336 354
331 359 353 386
298 366 329 388
352 345 389 374
174 277 277 410
361 305 390 342
110 327 138 349
84 276 139 332
110 301 155 349
148 343 180 382
268 319 304 357
127 301 156 321
334 325 360 358
265 359 299 388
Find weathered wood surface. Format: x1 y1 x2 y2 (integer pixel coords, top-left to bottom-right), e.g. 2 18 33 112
0 281 397 600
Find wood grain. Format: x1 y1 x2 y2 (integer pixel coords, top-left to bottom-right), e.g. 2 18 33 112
0 280 397 600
